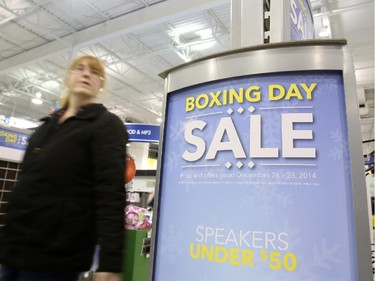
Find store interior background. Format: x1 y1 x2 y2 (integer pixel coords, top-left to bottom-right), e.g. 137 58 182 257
0 0 373 169
0 2 373 280
0 1 373 279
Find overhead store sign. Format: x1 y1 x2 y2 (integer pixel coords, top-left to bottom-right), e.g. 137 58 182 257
290 0 314 40
125 123 160 143
0 128 29 150
153 70 359 280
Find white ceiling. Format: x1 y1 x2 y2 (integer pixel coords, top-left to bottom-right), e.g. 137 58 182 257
0 0 373 153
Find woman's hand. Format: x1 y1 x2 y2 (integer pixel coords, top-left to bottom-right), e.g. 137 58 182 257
94 272 122 281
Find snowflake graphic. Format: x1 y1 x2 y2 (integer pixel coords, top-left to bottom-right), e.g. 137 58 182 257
328 129 350 169
159 224 185 265
310 240 341 269
240 194 256 210
168 119 187 142
262 112 281 149
241 185 292 219
207 212 220 227
275 219 302 249
275 240 341 281
164 151 180 172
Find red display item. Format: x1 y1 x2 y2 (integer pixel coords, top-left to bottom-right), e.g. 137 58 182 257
125 154 136 184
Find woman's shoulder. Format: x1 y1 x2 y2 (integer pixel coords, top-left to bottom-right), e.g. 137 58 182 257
100 108 124 125
80 103 121 124
94 107 127 137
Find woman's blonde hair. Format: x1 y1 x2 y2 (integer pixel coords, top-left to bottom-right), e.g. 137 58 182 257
60 55 106 109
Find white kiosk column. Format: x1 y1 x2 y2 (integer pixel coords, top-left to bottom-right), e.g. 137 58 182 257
230 0 264 48
149 1 372 280
149 40 372 281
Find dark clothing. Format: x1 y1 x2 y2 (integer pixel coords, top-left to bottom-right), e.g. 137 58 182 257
0 104 127 273
0 265 80 281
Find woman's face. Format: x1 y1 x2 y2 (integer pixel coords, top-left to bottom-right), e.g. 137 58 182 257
66 59 103 100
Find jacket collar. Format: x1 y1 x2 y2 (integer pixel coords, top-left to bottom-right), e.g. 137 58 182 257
41 103 106 122
73 103 106 120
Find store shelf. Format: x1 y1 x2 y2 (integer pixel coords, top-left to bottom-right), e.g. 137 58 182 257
0 160 21 231
126 170 156 208
135 170 157 177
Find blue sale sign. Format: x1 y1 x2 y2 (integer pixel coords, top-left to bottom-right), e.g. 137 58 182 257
290 0 314 40
0 128 29 150
154 71 358 280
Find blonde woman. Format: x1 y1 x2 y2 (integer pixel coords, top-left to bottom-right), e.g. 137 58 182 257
0 55 127 281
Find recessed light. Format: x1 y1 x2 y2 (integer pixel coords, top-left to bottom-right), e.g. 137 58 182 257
32 98 43 105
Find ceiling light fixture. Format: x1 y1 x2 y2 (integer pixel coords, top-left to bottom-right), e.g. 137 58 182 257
196 29 213 40
168 24 205 37
32 92 43 105
318 28 331 38
32 98 43 105
191 40 216 51
41 79 60 89
176 38 216 49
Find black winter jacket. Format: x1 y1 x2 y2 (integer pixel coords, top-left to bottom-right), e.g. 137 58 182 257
0 103 127 273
